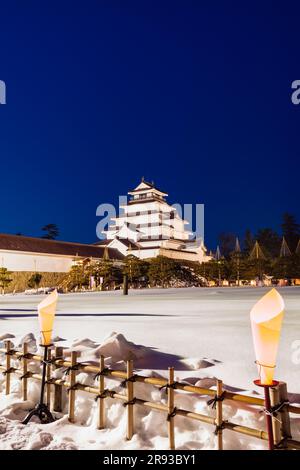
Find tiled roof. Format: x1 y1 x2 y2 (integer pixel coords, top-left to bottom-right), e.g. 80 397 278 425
93 239 110 246
114 237 141 249
130 179 168 195
0 233 124 260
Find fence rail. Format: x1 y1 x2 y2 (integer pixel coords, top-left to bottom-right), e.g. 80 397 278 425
1 340 300 450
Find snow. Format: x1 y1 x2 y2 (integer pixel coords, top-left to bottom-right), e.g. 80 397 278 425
0 287 299 450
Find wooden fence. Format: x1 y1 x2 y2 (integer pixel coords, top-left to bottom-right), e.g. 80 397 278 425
1 340 300 450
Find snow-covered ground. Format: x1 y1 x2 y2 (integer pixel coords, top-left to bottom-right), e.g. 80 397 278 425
0 287 299 450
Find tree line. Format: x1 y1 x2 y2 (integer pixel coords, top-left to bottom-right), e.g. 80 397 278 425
1 213 299 293
63 255 202 291
208 213 300 284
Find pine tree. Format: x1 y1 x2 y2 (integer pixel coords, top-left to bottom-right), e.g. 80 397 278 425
271 255 299 282
281 213 300 252
256 228 281 258
215 246 221 261
232 237 242 285
235 237 241 253
42 224 59 240
249 241 267 281
65 264 88 290
103 246 110 261
0 267 12 295
218 232 236 258
204 257 226 285
28 273 43 291
279 237 292 258
249 241 266 260
243 229 255 255
272 236 299 283
148 256 177 288
92 259 122 290
213 246 224 285
123 255 149 287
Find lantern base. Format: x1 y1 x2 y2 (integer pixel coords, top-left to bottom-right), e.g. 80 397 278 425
253 379 279 388
22 403 55 425
22 344 55 425
253 379 279 451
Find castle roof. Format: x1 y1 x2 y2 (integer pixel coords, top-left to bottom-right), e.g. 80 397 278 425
128 178 168 197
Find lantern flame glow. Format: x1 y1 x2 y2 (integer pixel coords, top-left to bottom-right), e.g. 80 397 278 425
38 290 58 346
250 288 284 385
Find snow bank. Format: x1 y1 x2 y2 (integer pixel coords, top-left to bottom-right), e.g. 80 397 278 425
2 330 298 451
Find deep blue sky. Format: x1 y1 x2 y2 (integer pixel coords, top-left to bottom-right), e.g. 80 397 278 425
0 1 299 249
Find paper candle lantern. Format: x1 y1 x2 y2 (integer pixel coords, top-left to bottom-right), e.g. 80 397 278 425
38 290 58 345
250 288 284 385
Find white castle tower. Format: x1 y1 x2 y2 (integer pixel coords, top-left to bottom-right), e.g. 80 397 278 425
101 178 210 263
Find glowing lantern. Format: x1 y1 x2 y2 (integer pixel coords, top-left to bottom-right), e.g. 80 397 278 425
250 288 284 385
38 290 58 345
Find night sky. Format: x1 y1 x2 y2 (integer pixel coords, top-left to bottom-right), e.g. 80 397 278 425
0 1 299 249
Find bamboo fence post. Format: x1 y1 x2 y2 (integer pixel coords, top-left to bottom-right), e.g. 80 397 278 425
167 367 175 450
216 379 224 450
278 382 291 448
46 347 51 408
68 351 78 423
22 342 28 401
270 384 281 447
126 359 134 440
97 355 105 430
53 346 63 412
5 340 11 395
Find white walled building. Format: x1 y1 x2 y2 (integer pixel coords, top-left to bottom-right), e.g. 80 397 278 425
0 234 124 273
101 179 210 263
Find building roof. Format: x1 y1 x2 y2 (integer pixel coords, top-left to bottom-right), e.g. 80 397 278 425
130 245 197 254
114 237 141 249
129 178 168 196
106 222 143 233
128 197 168 206
93 239 110 246
130 245 161 251
0 233 124 260
136 237 192 243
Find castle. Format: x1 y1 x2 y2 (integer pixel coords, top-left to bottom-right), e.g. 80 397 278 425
100 178 210 263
